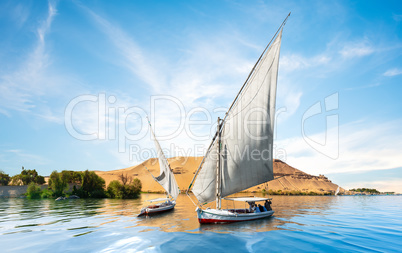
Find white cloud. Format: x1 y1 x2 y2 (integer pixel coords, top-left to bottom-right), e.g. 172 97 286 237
339 40 374 58
82 5 249 106
1 150 50 173
276 120 402 176
280 54 331 72
64 92 146 141
75 6 277 162
72 4 399 172
383 68 402 77
276 84 302 124
0 1 57 113
83 7 164 93
344 82 382 91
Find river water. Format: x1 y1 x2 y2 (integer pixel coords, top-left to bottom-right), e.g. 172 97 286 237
1 194 401 252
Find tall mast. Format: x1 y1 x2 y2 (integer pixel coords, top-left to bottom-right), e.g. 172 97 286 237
216 117 222 209
221 12 290 126
188 12 290 207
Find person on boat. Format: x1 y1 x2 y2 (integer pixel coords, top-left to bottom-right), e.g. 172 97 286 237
249 202 256 213
258 204 264 212
264 200 272 211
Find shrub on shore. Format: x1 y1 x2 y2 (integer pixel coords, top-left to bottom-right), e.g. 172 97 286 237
75 170 107 198
48 170 68 197
48 170 107 198
9 167 45 186
16 169 141 200
0 171 10 186
107 177 142 199
40 188 54 199
349 188 379 194
26 183 42 199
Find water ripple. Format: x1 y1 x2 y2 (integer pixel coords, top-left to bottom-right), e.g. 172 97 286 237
0 195 401 252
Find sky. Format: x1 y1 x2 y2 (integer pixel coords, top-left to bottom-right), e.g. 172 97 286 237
0 0 401 193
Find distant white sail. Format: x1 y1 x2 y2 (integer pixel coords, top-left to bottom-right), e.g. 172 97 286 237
148 120 180 200
192 29 283 204
335 186 340 196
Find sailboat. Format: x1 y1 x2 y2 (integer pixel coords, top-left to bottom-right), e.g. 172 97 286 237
186 13 290 224
335 186 340 196
138 118 180 216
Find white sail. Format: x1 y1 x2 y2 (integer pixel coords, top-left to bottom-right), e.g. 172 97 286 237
148 120 180 200
192 29 283 204
191 139 219 204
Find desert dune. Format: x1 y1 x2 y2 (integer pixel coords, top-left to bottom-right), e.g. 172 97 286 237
95 157 343 195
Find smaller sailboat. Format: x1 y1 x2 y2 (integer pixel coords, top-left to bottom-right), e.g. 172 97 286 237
138 118 180 216
335 186 340 196
138 196 176 216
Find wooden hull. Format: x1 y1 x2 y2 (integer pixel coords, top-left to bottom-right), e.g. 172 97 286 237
197 207 274 224
138 202 175 216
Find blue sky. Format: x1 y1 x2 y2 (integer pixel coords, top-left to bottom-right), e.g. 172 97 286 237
1 0 401 192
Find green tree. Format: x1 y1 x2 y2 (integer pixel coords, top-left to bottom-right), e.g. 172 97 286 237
48 170 68 197
72 171 83 184
40 188 54 199
20 168 36 185
107 180 123 199
26 183 42 199
125 178 142 199
107 178 142 199
60 170 73 183
78 170 106 198
349 188 380 194
131 178 142 194
12 167 45 185
0 171 10 186
35 175 45 185
60 170 83 184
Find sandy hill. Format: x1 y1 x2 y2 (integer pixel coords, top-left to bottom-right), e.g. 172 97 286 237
95 157 343 194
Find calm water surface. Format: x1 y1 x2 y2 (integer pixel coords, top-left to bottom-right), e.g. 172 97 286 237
1 194 401 252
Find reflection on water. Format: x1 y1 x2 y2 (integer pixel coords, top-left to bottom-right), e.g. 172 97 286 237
0 193 310 235
0 194 395 234
0 194 401 252
136 193 343 233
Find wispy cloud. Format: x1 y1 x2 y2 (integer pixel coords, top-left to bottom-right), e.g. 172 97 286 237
344 82 382 91
1 149 50 173
339 40 374 58
0 1 57 114
276 119 402 176
37 1 56 44
12 3 30 27
80 4 247 105
81 7 164 92
393 13 402 22
75 5 272 153
280 54 331 72
383 68 402 77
